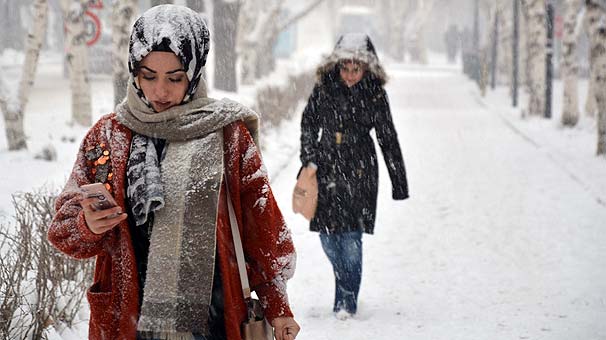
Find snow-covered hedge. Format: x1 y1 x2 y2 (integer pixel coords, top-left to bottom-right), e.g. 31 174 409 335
253 69 315 128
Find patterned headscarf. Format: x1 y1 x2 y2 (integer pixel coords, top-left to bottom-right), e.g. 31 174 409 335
128 4 210 105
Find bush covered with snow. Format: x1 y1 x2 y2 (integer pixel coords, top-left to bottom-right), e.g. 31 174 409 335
254 71 315 128
0 190 93 339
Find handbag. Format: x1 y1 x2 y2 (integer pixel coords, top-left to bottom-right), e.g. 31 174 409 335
225 179 274 340
292 166 318 221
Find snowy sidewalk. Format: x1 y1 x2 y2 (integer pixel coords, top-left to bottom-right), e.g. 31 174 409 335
273 62 606 340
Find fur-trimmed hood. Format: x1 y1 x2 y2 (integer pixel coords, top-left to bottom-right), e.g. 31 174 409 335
316 33 387 86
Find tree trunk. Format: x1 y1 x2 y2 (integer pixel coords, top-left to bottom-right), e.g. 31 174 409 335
63 0 92 126
497 2 512 87
520 4 530 91
0 1 27 51
520 0 547 116
238 0 283 84
0 0 48 151
383 0 409 62
255 38 277 79
584 3 601 117
560 0 583 126
0 76 28 151
586 2 606 155
213 0 239 92
407 0 434 64
111 0 137 106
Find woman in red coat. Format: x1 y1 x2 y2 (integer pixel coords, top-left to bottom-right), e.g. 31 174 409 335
48 5 299 340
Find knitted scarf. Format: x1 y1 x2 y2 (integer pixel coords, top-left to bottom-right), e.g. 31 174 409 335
126 134 165 227
116 79 258 339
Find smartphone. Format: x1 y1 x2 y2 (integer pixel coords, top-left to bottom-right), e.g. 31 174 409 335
80 183 118 211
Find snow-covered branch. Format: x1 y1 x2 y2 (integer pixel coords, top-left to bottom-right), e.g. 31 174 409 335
277 0 324 33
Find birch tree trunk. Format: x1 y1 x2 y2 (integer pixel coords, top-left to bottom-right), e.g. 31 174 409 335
520 0 546 116
62 0 92 126
0 0 48 151
560 0 583 126
111 0 137 106
584 3 601 117
585 1 606 155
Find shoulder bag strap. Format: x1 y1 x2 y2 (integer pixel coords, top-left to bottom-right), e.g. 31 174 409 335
224 176 252 300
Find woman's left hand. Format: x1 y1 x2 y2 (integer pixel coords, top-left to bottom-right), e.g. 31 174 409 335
272 316 300 340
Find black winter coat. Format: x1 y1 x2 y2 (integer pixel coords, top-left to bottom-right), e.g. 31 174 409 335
300 67 408 234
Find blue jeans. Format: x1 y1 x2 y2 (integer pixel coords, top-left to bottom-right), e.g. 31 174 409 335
319 231 363 314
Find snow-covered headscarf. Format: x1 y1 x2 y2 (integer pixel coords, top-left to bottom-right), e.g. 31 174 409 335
128 4 210 105
316 33 387 86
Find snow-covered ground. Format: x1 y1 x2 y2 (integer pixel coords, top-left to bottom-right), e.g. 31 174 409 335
1 53 605 339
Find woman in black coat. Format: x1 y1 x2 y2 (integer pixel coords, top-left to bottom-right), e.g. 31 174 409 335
299 33 409 319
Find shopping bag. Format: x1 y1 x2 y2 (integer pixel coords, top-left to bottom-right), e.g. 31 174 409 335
292 166 318 221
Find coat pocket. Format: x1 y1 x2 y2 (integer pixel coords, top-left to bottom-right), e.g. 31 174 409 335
87 282 115 339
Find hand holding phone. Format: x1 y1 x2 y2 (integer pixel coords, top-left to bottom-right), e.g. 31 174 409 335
80 183 118 211
79 183 126 234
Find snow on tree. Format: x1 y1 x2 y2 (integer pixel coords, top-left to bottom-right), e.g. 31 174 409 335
0 0 48 151
61 0 92 127
237 0 324 85
560 0 584 126
111 0 137 106
585 1 606 155
520 0 547 117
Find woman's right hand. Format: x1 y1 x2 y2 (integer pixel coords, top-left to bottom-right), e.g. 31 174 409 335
80 197 127 234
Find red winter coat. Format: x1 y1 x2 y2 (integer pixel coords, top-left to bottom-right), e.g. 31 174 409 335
48 114 295 340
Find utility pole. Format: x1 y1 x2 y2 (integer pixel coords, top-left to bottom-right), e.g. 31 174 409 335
545 1 555 118
512 0 519 107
